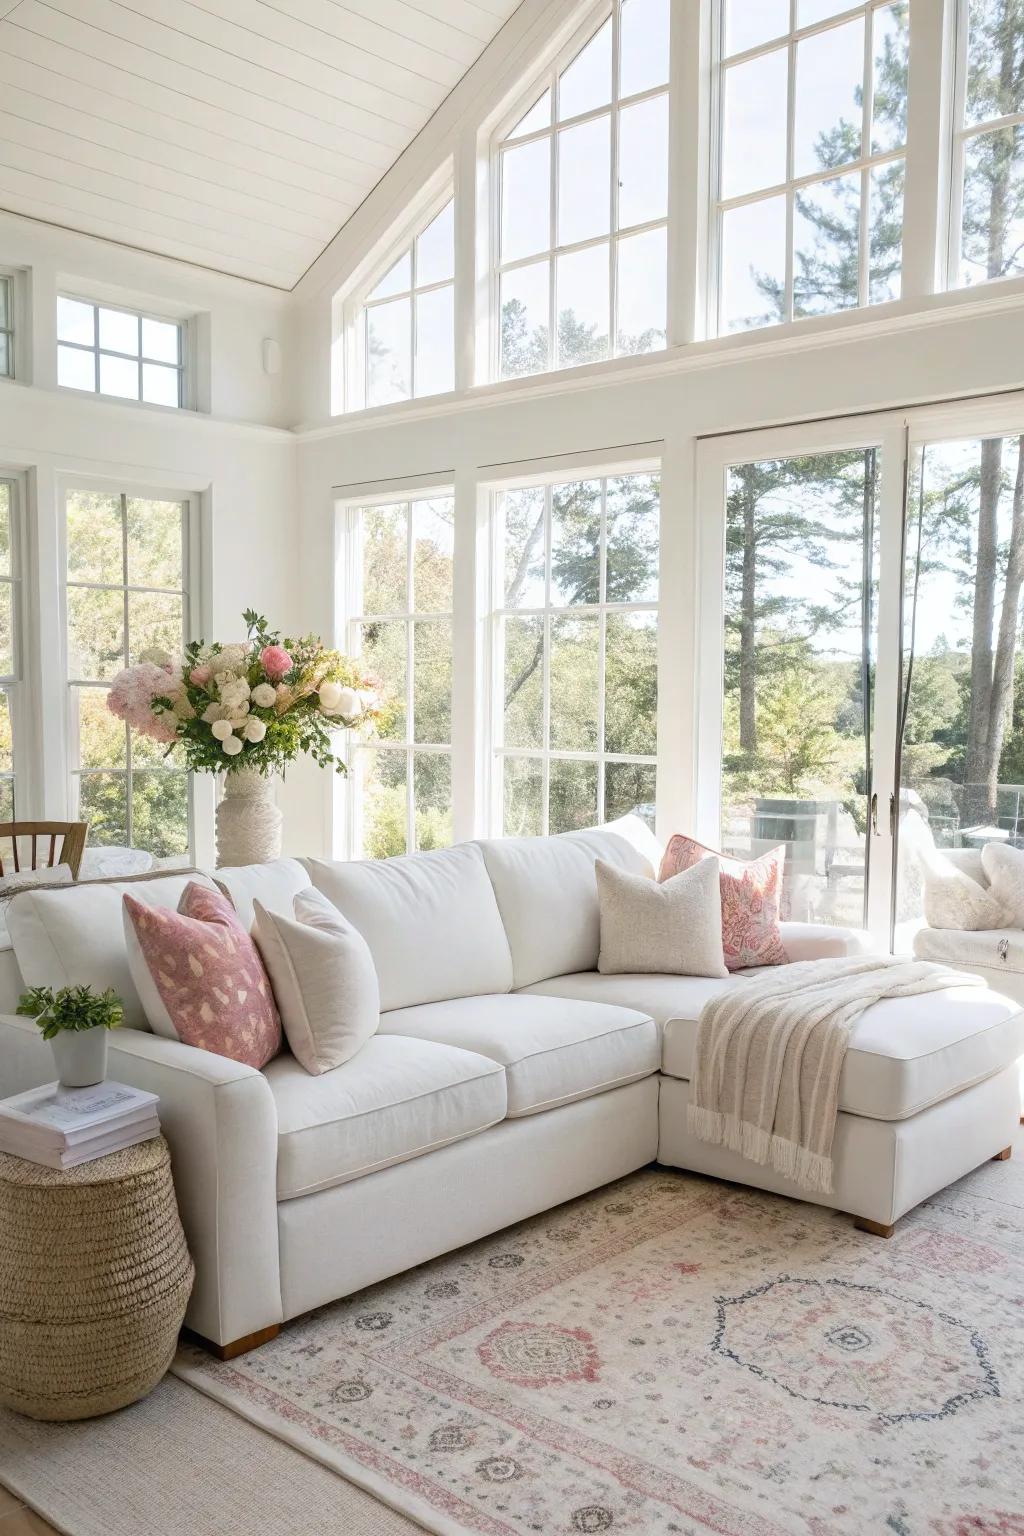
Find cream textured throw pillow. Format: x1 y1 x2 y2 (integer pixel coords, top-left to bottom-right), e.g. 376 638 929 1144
923 852 1004 930
981 842 1024 928
596 855 728 977
253 887 380 1075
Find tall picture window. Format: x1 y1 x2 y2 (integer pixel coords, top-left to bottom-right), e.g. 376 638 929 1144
492 470 659 836
494 0 670 380
0 479 20 819
715 1 909 333
951 0 1024 287
64 488 192 861
343 495 454 855
355 199 455 409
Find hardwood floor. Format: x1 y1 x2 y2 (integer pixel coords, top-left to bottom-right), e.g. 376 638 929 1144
0 1483 58 1534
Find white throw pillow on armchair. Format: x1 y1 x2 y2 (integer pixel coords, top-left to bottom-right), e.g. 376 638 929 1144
981 842 1024 928
922 852 1004 930
253 887 380 1075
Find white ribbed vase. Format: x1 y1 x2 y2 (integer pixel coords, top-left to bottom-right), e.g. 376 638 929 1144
215 767 283 869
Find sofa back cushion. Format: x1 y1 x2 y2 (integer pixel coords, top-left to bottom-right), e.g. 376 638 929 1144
304 843 513 1011
7 872 215 1029
214 858 312 930
477 816 662 989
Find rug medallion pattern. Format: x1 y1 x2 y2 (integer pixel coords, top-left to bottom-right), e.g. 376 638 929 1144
177 1159 1024 1535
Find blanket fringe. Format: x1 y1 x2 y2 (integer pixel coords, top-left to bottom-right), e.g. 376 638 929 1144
687 1103 834 1194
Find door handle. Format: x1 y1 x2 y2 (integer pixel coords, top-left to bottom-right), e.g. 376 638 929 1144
870 792 878 835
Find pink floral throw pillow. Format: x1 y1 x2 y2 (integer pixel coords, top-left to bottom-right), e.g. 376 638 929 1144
658 834 788 972
123 882 281 1067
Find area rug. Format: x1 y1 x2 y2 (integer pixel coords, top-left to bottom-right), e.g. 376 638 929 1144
175 1151 1024 1536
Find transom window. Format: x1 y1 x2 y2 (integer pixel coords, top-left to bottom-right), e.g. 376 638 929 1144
57 297 184 409
492 471 659 836
0 278 12 380
951 0 1024 287
344 495 454 856
64 488 192 862
358 200 454 408
0 479 21 820
495 0 670 380
715 1 909 333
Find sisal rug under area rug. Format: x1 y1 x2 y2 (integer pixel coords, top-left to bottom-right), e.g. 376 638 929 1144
175 1148 1024 1536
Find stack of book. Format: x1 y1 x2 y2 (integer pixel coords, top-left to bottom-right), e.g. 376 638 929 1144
0 1081 160 1169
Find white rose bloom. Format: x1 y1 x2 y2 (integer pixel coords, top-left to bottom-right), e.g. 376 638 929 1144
243 717 266 742
221 734 243 756
214 644 248 673
318 680 342 713
210 718 233 741
334 686 361 718
251 683 276 708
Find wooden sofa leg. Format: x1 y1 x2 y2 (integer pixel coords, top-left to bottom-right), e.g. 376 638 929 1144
992 1145 1013 1161
853 1216 896 1239
183 1324 281 1360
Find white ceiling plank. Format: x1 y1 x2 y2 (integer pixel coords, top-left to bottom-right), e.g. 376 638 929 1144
0 107 342 244
0 22 383 197
46 0 436 131
182 0 462 93
278 0 486 68
0 64 351 220
18 1 414 160
0 172 299 286
396 0 517 40
0 140 324 266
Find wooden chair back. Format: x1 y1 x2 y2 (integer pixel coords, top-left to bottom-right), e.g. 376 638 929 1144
0 822 89 881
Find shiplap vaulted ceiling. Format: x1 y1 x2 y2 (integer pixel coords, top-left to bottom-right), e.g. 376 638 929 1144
0 0 521 289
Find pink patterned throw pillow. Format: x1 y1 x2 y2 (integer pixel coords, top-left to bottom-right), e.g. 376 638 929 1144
123 882 282 1067
658 834 788 972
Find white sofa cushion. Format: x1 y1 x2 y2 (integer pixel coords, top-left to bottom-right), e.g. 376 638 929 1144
253 888 379 1075
214 858 312 930
915 924 1024 974
660 984 1023 1120
7 872 216 1029
304 843 513 1012
519 970 736 1024
477 816 661 989
266 1035 507 1200
980 842 1024 926
378 993 659 1117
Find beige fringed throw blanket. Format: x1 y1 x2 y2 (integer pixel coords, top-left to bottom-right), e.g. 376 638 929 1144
688 956 981 1194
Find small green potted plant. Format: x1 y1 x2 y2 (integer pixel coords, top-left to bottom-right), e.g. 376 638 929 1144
16 985 124 1088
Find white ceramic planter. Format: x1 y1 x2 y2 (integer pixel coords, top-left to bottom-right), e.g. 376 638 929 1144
50 1028 108 1089
215 767 283 868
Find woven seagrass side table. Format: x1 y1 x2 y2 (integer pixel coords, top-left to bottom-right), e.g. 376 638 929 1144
0 1135 194 1421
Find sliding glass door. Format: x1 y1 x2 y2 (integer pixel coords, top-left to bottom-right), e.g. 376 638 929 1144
698 399 1024 952
696 416 906 948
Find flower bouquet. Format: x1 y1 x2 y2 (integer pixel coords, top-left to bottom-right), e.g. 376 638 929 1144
107 611 384 865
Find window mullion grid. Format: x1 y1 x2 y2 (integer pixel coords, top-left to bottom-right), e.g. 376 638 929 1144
609 0 621 361
548 120 558 371
410 242 419 401
597 478 608 824
120 493 133 848
405 504 415 854
541 486 552 835
859 4 874 308
785 17 797 323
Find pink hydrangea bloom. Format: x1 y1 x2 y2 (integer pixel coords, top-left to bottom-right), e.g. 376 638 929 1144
260 645 292 680
107 663 180 744
189 663 212 687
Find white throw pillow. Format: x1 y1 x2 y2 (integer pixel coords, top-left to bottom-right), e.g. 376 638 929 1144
981 842 1024 927
923 852 1004 930
253 887 380 1075
0 863 74 898
596 855 728 978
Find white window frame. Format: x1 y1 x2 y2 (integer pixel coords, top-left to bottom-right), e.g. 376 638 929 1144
340 185 455 414
61 482 201 863
486 456 661 837
489 0 671 381
57 295 190 411
337 484 455 857
0 475 26 819
710 0 911 336
946 0 1024 289
0 274 13 382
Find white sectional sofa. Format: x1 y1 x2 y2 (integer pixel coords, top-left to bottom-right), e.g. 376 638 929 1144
1 817 1021 1359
